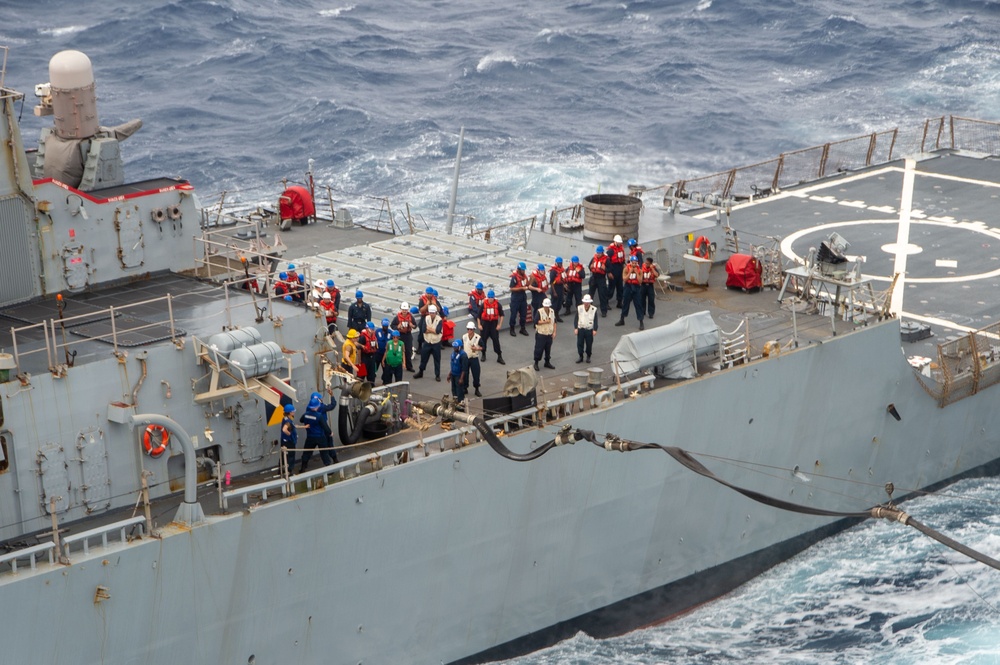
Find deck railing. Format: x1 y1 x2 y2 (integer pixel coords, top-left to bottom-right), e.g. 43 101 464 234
0 516 146 577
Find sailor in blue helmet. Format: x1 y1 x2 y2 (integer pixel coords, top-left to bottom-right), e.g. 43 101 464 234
548 257 566 321
382 329 405 384
589 245 610 317
298 395 337 473
375 318 392 384
468 281 487 323
508 261 530 337
615 255 646 330
419 286 439 316
529 263 549 317
563 255 587 314
478 289 505 364
360 321 380 380
280 403 299 473
447 339 470 402
324 279 341 324
347 290 371 332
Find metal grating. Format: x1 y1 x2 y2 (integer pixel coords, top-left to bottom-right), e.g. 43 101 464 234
68 315 184 347
0 197 37 306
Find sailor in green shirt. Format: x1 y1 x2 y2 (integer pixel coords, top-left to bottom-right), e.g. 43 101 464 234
382 330 405 385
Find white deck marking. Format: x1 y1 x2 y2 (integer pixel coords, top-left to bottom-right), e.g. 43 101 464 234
889 159 917 315
936 259 958 268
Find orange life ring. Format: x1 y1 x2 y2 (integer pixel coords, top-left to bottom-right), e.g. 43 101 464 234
694 236 712 259
143 424 170 458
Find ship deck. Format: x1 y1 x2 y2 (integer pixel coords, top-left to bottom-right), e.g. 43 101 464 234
5 148 1000 539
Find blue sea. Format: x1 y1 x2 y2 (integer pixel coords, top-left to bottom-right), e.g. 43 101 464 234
3 1 1000 662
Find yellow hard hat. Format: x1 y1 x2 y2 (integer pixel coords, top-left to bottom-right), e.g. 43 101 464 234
347 328 359 338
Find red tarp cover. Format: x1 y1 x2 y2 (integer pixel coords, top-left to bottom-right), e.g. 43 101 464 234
278 185 315 221
725 254 763 290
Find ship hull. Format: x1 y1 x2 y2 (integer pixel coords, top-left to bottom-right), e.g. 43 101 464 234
4 321 998 665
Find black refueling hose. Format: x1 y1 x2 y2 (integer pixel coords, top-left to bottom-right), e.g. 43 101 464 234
339 394 375 445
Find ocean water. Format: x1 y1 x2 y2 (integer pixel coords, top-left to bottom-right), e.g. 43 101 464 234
2 1 1000 662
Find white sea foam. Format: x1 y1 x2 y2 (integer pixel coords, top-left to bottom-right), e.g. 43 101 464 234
476 51 518 73
319 5 355 18
38 25 88 37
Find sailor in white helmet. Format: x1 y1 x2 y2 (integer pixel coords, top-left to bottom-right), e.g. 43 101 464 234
532 297 557 371
390 301 416 372
607 234 627 308
574 294 598 364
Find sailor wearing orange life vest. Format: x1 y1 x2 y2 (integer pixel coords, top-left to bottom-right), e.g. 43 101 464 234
548 257 566 320
562 255 586 315
529 264 549 315
478 290 505 364
588 245 610 317
606 234 627 308
468 282 487 322
614 255 645 330
627 238 644 264
641 256 661 319
508 262 530 337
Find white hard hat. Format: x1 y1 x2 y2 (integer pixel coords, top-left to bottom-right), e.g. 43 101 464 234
542 298 551 307
582 294 593 303
400 301 409 310
428 304 437 313
322 292 332 300
614 234 623 243
314 279 325 288
466 321 476 329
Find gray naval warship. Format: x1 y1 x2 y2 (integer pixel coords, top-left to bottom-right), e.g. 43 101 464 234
2 49 1000 665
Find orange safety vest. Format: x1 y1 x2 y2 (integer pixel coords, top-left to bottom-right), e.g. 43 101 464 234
641 263 658 284
396 311 413 333
624 265 642 285
565 263 584 283
609 243 626 264
590 253 607 275
530 271 548 291
481 299 500 321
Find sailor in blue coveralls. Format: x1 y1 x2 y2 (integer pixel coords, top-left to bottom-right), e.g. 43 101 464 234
508 262 529 336
298 394 337 472
447 339 470 402
280 403 298 472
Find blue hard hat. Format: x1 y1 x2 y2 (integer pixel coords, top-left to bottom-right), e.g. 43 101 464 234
355 290 363 298
391 329 400 337
596 245 604 253
283 403 295 413
441 306 449 316
517 262 526 270
555 257 563 263
630 255 639 262
452 339 462 348
537 263 545 270
381 318 390 326
283 295 293 301
431 288 438 296
410 306 419 314
366 321 375 329
310 391 322 401
476 282 484 290
571 255 579 263
287 263 295 270
425 286 433 294
628 238 637 247
307 396 321 410
326 279 335 287
297 275 304 283
279 272 288 279
487 290 495 298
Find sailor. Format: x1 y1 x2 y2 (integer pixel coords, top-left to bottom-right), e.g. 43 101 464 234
440 305 455 348
382 329 405 385
319 292 337 333
324 279 341 320
461 321 483 397
273 271 292 299
508 262 530 336
615 256 645 330
588 245 610 317
360 321 380 380
414 304 443 381
478 290 505 365
347 290 372 332
390 302 416 372
341 328 361 376
529 263 549 318
418 286 439 316
447 339 470 402
574 294 599 364
468 282 487 323
628 238 644 265
606 234 627 308
286 264 305 302
308 279 326 311
563 255 586 314
411 304 425 356
375 318 392 381
298 395 337 472
548 257 566 320
533 297 557 371
641 256 661 319
280 403 298 474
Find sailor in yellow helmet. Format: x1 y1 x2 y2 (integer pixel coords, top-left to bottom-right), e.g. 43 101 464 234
342 328 361 375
